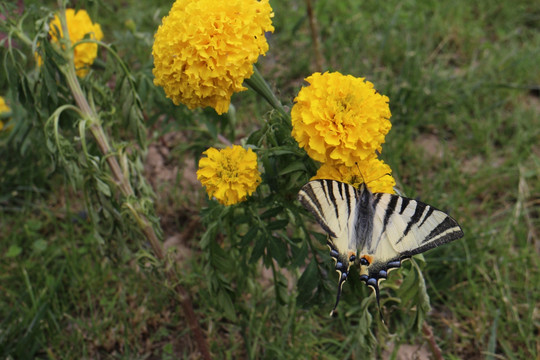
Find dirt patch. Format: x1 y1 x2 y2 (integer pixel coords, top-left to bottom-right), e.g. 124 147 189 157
383 343 430 360
144 131 201 200
415 133 445 161
144 129 205 264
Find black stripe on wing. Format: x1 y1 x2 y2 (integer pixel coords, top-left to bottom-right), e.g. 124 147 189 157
373 193 463 248
398 198 464 248
401 200 427 240
298 180 357 239
359 215 463 301
381 195 399 237
298 181 338 238
421 216 463 245
399 197 410 214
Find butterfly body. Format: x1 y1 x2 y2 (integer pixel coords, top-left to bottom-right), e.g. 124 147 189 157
298 179 464 315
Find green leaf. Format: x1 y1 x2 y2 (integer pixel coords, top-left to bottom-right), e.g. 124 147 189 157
32 239 48 253
278 161 306 176
397 266 418 305
311 232 327 245
268 236 287 266
246 126 267 146
296 260 319 305
24 220 43 233
217 289 237 321
260 206 284 219
267 219 289 230
42 61 59 105
95 178 111 197
201 222 219 249
291 242 309 268
266 147 304 157
240 226 259 246
249 236 267 263
6 245 22 258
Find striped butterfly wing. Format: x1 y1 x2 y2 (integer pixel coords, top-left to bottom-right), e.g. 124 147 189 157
298 179 464 315
358 192 464 300
298 180 359 314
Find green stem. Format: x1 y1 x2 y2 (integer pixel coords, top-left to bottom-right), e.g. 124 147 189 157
245 66 290 121
53 8 211 358
65 62 166 267
11 26 33 47
64 61 136 198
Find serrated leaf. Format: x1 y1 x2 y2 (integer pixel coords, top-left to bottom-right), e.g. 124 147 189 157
240 226 259 246
311 232 327 244
296 260 319 305
278 161 306 176
291 242 308 268
210 241 233 273
249 236 267 263
268 235 287 266
267 219 288 230
42 61 58 105
260 206 283 219
267 147 302 156
201 222 218 249
42 37 67 66
217 289 237 321
233 213 251 225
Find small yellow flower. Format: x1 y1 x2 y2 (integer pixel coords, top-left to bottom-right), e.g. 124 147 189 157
291 72 391 166
0 96 11 131
197 145 262 205
42 9 103 77
311 158 396 194
152 0 274 114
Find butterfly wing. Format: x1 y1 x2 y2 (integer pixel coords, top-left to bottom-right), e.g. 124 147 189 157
358 192 464 297
298 180 359 314
299 179 464 314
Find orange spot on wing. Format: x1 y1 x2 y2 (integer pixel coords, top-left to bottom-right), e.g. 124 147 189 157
361 254 373 264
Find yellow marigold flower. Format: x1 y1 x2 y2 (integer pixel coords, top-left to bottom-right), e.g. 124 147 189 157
43 9 103 77
0 96 11 131
311 158 396 194
291 72 392 166
197 145 262 206
152 0 274 115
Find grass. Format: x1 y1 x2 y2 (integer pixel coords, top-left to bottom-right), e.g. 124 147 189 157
1 0 539 359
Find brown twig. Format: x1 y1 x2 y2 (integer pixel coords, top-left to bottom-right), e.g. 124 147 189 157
422 322 443 360
305 0 325 72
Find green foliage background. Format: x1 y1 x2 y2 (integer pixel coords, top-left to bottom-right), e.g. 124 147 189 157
1 0 539 359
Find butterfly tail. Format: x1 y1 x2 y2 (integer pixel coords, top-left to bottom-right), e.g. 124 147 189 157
374 286 384 322
330 271 348 317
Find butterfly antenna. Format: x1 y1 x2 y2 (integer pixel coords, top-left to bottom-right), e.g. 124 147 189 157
354 162 366 185
354 161 393 192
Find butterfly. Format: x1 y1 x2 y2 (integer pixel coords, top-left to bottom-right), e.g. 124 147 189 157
298 179 464 315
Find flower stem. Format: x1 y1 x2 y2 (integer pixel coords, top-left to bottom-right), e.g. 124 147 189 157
65 59 212 360
245 65 290 121
56 8 211 358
